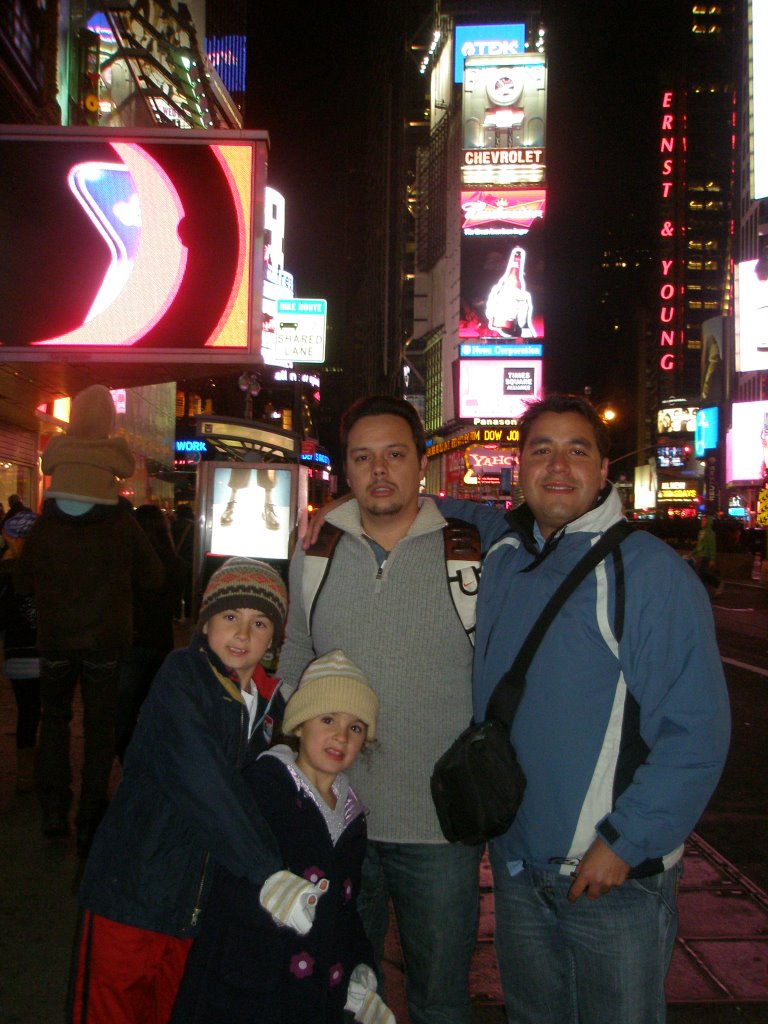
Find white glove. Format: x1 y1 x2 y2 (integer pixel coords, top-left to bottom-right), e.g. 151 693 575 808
259 870 329 935
344 963 378 1015
355 990 396 1024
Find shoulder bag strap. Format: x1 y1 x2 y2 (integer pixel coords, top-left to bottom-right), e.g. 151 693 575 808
486 520 634 726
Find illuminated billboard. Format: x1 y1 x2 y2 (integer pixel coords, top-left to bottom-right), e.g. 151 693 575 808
261 186 295 368
656 445 688 469
454 23 526 83
0 126 267 363
455 355 543 420
695 407 719 457
735 257 768 371
462 53 546 186
656 480 699 504
461 189 545 235
460 236 544 339
729 401 768 482
700 315 724 402
656 407 698 434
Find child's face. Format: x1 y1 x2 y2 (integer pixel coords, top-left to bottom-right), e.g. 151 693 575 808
203 608 274 689
295 712 367 789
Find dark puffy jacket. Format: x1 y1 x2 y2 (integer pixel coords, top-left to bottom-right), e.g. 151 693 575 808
172 753 374 1024
15 498 164 651
78 637 284 938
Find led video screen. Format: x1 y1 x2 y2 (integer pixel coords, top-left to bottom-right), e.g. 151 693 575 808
656 446 687 469
460 236 544 340
463 54 547 153
209 465 293 561
695 407 719 457
729 401 768 482
735 257 768 372
0 126 267 362
656 407 698 434
456 357 542 419
461 189 545 236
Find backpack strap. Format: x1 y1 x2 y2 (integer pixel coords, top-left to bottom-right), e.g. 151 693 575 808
301 517 482 644
487 520 634 725
443 518 482 646
302 522 344 631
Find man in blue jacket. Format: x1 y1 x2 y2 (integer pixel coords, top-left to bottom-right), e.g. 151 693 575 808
443 393 730 1024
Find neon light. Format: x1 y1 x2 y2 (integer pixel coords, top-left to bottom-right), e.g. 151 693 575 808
204 143 251 347
32 142 187 346
658 90 680 374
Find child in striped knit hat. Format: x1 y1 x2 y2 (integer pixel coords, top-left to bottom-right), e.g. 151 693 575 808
171 650 395 1024
73 558 332 1024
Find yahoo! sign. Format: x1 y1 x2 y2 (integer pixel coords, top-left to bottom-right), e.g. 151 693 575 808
465 446 518 471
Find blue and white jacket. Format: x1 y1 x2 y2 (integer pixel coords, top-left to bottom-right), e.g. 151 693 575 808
440 486 730 877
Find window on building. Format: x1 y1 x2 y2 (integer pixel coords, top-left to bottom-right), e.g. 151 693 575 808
424 337 443 435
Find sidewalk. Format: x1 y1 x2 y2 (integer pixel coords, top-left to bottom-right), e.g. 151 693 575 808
2 670 767 1023
380 836 768 1023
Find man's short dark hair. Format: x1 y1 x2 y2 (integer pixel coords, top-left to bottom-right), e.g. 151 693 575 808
518 394 610 460
340 395 427 460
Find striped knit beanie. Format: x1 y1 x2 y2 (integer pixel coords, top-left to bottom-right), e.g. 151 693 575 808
282 650 379 740
198 557 287 640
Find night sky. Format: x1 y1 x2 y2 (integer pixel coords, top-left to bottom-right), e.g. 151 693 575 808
244 1 687 400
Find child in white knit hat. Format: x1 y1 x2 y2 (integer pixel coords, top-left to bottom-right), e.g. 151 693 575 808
172 650 395 1024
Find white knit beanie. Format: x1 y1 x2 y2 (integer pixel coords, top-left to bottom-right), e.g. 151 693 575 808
282 650 379 740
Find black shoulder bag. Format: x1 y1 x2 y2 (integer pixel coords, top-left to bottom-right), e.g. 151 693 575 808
430 520 633 846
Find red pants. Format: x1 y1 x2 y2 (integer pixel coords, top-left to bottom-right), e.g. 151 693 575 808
70 911 193 1024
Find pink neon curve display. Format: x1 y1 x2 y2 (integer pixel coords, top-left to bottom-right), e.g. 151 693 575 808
32 142 188 346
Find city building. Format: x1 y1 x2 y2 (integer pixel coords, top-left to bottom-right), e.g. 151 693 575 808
409 8 546 500
0 1 329 518
729 0 768 527
650 0 737 520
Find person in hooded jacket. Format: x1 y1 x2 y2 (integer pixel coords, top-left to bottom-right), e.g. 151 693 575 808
436 394 730 1024
73 558 327 1024
171 651 394 1024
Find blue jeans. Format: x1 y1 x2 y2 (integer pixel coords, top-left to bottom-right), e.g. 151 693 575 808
358 840 482 1024
489 846 681 1024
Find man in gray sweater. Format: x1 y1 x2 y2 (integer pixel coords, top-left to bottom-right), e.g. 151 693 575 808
277 395 483 1024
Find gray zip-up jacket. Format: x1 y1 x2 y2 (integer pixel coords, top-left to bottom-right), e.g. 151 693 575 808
277 498 475 843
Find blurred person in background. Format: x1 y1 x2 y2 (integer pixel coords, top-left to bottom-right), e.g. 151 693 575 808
115 504 186 761
0 508 41 791
15 385 164 857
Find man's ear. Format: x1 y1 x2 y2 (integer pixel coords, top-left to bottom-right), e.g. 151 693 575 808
201 621 208 635
600 457 609 489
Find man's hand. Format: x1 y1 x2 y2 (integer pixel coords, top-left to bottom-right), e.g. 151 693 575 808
302 493 352 548
567 837 630 903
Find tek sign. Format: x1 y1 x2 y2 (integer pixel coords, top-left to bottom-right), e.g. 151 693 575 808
275 299 327 363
